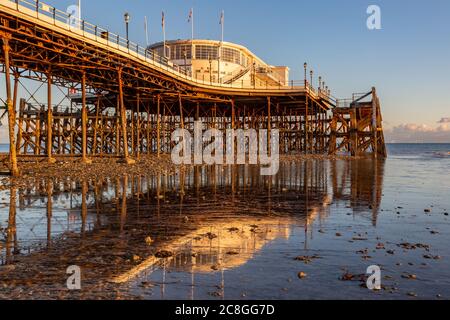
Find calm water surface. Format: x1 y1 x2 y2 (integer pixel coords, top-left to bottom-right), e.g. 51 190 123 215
0 144 449 299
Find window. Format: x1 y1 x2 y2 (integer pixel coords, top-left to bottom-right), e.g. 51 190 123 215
169 44 192 60
221 47 240 64
241 54 248 67
195 45 219 60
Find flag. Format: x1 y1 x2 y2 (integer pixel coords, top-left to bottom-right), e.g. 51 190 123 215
188 8 193 23
161 11 165 28
219 11 224 25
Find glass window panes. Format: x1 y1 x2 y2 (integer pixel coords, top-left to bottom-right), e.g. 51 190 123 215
195 45 219 60
221 47 240 64
169 45 192 60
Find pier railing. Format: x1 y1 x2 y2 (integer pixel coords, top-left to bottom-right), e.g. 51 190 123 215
1 0 333 100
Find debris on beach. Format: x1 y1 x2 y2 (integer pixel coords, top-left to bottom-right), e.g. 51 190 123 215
294 255 321 264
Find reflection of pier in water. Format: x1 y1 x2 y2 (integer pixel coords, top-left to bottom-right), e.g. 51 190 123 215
0 159 384 295
331 159 385 226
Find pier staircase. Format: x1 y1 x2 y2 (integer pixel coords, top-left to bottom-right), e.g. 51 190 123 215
328 87 387 157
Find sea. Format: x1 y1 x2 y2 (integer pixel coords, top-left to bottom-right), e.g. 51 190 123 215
0 143 449 299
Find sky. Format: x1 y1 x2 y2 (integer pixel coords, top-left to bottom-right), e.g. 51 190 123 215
1 0 450 143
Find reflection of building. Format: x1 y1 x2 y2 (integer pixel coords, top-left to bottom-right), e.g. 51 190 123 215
148 40 289 86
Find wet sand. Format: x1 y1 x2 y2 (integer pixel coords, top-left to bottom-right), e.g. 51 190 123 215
0 150 449 300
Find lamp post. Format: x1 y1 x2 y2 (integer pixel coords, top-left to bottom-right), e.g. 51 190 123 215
183 50 187 75
208 54 212 84
253 62 257 88
310 70 313 90
303 62 307 86
318 76 322 92
124 12 130 47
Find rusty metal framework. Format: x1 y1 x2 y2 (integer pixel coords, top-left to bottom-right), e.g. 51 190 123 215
0 0 386 175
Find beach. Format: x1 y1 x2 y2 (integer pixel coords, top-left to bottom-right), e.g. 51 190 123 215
0 144 449 299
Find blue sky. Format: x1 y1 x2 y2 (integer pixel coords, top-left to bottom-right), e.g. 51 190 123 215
1 0 450 142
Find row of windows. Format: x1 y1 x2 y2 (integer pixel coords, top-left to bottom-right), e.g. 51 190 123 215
195 45 219 60
153 44 251 66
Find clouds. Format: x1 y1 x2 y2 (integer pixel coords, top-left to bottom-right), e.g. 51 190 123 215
385 121 450 143
438 117 450 124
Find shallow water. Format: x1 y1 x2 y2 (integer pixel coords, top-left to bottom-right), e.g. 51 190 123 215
0 144 449 299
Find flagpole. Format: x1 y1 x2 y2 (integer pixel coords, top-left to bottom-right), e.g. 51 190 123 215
162 11 166 58
221 11 224 43
78 0 81 28
145 16 149 46
219 11 224 83
191 8 194 74
191 8 194 41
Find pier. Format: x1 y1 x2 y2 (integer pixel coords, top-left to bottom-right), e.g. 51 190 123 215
1 0 386 176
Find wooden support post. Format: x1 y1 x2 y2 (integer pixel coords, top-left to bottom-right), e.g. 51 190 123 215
304 95 309 154
131 109 135 157
118 68 135 164
47 72 56 163
92 96 100 155
350 108 358 157
231 99 235 129
157 94 161 157
81 72 92 164
2 35 19 176
371 87 378 158
16 97 24 154
196 102 200 121
116 97 120 156
136 93 140 160
146 105 150 155
267 97 271 156
178 94 185 129
328 112 337 155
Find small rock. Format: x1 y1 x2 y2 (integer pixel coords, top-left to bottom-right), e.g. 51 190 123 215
145 236 153 245
401 274 417 280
